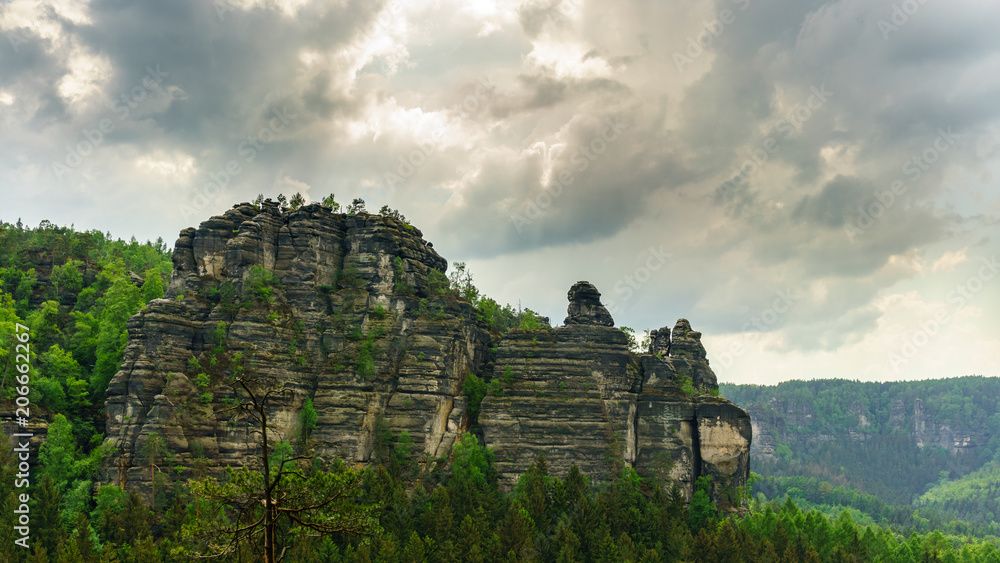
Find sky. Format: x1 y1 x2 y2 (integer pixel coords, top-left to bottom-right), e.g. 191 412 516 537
1 0 998 385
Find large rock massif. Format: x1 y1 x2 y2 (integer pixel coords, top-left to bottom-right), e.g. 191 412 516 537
481 282 750 502
100 203 750 506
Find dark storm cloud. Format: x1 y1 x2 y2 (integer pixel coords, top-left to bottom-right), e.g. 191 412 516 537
793 175 870 228
72 0 380 144
436 99 699 258
1 0 998 377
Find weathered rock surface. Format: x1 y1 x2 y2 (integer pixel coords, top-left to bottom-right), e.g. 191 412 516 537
101 204 750 506
103 202 493 495
563 281 615 327
481 287 751 504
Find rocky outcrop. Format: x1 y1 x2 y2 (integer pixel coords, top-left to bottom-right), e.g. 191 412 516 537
564 281 615 326
103 202 494 496
481 285 751 504
101 203 751 506
481 324 636 491
663 319 718 390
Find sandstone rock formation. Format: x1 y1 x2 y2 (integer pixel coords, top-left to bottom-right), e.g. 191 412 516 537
563 281 615 326
103 202 493 494
481 286 750 504
101 203 750 507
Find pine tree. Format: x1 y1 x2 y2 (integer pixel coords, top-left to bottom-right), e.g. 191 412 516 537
519 455 551 532
39 414 79 492
140 432 169 509
321 193 341 212
36 475 64 555
688 476 717 532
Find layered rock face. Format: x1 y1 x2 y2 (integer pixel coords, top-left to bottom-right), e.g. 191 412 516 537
563 281 615 327
102 202 493 495
743 395 991 462
102 207 750 506
480 282 751 504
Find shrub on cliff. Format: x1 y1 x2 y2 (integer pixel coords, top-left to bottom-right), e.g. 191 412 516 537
463 373 488 425
245 265 279 304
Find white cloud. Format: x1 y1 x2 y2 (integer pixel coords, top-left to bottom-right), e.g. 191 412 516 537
931 247 969 273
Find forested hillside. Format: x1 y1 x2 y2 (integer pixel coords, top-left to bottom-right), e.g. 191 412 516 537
3 218 1000 561
917 461 1000 529
0 220 172 449
722 378 1000 534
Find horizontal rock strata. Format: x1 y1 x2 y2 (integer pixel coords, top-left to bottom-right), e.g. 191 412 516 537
101 208 751 507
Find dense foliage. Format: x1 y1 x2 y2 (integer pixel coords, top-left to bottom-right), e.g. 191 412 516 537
3 219 1000 561
917 461 1000 531
1 221 172 450
723 378 1000 537
4 429 1000 562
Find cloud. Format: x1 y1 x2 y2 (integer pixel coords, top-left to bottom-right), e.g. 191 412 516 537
1 0 998 383
931 247 969 273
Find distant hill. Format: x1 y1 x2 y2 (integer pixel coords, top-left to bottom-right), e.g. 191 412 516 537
722 377 1000 530
917 460 1000 526
722 377 1000 503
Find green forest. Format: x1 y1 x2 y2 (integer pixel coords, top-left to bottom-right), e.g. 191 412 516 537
2 219 1000 562
722 379 1000 539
